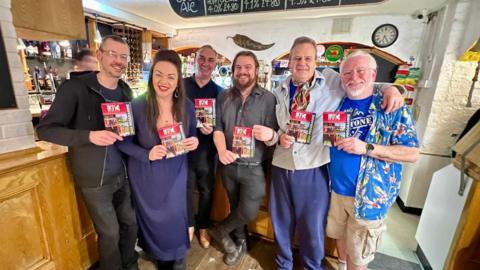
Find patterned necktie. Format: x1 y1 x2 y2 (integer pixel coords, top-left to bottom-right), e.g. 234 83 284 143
291 83 310 111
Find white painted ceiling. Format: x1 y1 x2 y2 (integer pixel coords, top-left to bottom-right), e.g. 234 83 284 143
87 0 448 32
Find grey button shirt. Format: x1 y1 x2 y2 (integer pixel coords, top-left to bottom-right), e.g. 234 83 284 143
272 69 345 170
215 85 278 163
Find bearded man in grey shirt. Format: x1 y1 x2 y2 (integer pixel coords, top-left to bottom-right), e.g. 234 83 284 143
209 50 278 265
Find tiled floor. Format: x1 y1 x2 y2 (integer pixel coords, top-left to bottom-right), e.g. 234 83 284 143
377 203 421 264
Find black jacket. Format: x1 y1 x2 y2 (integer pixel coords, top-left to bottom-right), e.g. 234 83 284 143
36 72 133 187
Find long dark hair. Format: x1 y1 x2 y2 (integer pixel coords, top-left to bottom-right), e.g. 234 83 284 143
146 50 187 136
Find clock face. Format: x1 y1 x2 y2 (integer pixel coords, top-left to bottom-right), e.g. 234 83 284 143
372 24 399 48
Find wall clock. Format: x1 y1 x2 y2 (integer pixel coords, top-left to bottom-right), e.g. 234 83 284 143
372 24 399 48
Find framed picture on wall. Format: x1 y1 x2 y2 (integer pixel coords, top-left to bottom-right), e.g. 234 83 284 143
0 27 18 109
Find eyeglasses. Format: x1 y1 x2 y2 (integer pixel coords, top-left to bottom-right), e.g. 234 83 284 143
100 48 130 62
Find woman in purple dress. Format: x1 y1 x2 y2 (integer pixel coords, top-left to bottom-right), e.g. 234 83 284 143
118 50 198 269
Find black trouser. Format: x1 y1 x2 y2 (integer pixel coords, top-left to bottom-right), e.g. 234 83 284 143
217 163 266 240
187 154 215 228
79 172 138 270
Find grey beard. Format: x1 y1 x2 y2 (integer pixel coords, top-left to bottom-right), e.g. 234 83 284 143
349 89 364 97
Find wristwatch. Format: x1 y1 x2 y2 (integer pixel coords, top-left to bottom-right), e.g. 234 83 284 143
365 143 375 156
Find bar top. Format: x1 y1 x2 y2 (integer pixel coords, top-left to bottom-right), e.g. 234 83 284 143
0 141 67 174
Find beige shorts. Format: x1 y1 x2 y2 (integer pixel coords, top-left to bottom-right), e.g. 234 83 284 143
326 192 386 266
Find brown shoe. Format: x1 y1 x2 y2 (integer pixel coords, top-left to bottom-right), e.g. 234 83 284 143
199 229 211 248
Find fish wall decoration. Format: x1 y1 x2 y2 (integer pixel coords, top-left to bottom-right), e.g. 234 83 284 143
227 34 275 51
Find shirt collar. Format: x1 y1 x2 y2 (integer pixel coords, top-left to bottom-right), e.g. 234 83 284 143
280 69 325 92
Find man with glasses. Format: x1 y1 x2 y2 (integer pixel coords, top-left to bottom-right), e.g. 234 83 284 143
37 35 138 270
184 45 222 248
270 37 404 270
326 51 419 270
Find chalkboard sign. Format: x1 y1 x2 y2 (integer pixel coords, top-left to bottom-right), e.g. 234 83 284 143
206 0 241 16
287 0 339 10
169 0 206 17
243 0 284 13
170 0 386 18
340 0 384 5
0 28 17 110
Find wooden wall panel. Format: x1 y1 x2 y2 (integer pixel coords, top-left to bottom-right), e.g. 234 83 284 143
36 158 84 269
0 189 50 269
0 143 97 270
12 0 86 41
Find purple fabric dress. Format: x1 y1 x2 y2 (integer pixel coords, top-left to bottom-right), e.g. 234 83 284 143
117 94 196 261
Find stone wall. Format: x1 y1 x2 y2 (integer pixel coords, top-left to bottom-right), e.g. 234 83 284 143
422 61 478 155
0 0 36 154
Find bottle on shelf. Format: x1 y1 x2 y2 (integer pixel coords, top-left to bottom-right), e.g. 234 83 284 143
26 41 36 57
50 41 61 59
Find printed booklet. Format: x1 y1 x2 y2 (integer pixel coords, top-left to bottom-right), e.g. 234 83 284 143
232 126 255 159
158 123 187 159
101 102 135 136
323 112 349 147
194 98 216 127
287 110 316 144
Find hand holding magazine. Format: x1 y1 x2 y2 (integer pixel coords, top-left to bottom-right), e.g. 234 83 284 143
322 112 350 147
101 102 135 136
158 123 188 159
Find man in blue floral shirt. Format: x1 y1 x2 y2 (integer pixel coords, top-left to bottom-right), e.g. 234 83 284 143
326 51 420 270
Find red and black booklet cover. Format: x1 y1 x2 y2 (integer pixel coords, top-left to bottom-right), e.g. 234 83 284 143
101 102 135 136
158 123 187 159
287 110 316 144
232 126 255 159
323 112 350 147
194 98 216 127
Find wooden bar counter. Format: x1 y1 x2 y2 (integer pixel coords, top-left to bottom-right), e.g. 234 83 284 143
0 142 97 270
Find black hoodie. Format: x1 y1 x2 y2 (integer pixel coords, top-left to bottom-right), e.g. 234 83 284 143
36 72 133 187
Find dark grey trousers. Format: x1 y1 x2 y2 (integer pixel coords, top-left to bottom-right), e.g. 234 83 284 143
187 154 216 228
80 173 138 270
217 163 266 240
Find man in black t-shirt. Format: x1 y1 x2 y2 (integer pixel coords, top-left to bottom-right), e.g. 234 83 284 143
37 35 138 270
184 45 222 248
